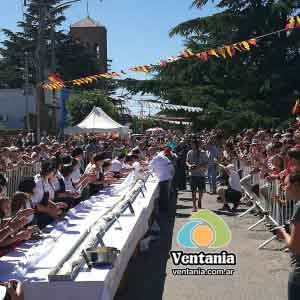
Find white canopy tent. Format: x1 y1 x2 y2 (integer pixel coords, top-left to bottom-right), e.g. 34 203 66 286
65 107 128 135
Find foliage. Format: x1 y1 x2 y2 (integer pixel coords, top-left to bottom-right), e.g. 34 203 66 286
66 89 119 125
0 0 101 88
121 0 300 133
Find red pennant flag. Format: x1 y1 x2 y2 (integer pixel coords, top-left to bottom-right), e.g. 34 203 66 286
248 38 257 46
48 72 64 84
292 99 300 115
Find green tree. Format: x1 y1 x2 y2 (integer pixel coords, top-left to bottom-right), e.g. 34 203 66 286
66 89 119 125
121 0 300 133
0 0 101 88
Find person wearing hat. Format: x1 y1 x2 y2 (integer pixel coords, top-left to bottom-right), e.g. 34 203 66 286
186 139 209 212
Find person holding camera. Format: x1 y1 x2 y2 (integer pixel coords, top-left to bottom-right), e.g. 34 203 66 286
276 173 300 300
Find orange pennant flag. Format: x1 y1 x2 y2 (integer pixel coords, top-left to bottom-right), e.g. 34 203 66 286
286 17 296 30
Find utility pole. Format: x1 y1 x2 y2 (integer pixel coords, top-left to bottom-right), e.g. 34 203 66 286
50 13 58 134
24 51 30 131
35 1 48 143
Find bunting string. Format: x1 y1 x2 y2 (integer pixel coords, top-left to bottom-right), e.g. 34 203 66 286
43 16 300 90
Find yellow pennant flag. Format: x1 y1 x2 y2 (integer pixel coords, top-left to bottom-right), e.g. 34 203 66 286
225 46 233 57
141 66 150 73
208 49 219 57
297 16 300 28
241 41 250 51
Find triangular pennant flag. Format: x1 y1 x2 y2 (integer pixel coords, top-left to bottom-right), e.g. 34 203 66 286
217 47 227 58
241 41 250 51
286 17 296 31
181 49 194 58
296 16 300 29
233 43 242 52
292 99 300 115
225 46 233 57
208 49 219 57
248 38 257 46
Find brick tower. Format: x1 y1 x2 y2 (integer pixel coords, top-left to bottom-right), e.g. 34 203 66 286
70 16 108 73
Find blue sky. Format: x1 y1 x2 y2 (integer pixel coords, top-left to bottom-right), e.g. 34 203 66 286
0 0 218 79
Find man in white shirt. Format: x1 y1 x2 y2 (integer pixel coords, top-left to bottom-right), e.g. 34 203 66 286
111 153 126 174
150 148 174 212
219 164 242 211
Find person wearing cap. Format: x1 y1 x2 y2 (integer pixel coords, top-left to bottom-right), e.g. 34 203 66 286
186 139 209 211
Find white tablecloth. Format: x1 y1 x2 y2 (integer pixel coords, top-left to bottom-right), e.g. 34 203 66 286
0 174 159 300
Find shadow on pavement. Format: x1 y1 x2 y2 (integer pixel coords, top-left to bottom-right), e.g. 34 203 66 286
114 194 177 300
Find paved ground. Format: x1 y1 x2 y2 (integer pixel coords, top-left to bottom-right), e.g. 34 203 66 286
115 191 290 300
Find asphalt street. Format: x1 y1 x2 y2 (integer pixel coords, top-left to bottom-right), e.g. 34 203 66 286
115 191 290 300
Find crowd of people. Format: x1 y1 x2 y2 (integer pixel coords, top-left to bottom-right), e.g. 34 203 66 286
2 126 300 299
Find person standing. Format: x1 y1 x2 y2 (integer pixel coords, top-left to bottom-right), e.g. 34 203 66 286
276 173 300 300
186 140 209 211
206 138 219 194
150 148 174 212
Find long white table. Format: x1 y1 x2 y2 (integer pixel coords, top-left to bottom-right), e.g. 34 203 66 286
0 174 159 300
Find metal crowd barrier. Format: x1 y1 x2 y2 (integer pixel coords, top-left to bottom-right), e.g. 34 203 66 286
4 162 41 197
234 159 295 250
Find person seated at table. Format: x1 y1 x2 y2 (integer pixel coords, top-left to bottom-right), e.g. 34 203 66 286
111 153 127 177
71 148 90 188
60 164 83 207
102 159 118 184
219 164 243 212
11 192 35 225
85 153 106 196
0 174 7 197
32 161 68 228
125 154 141 172
103 159 113 176
0 204 36 250
71 158 91 191
0 279 24 300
